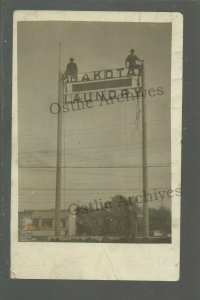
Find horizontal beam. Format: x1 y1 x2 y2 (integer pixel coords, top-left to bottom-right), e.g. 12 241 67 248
72 78 132 92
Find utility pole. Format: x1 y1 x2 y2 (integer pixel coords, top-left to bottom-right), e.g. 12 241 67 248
141 63 149 238
55 42 63 237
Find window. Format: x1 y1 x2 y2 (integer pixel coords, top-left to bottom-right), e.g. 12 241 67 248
42 218 53 228
32 219 40 228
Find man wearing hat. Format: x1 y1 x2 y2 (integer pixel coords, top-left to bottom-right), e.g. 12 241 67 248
65 57 78 82
125 49 144 76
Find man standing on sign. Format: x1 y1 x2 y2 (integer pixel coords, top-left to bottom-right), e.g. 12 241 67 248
125 49 144 76
65 57 78 82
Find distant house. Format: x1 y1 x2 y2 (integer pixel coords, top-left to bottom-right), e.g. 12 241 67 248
18 209 76 241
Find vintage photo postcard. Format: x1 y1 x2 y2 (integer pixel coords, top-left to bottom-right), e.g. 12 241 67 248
11 11 183 280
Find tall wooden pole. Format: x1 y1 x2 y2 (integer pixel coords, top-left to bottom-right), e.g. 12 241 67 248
141 63 149 238
55 43 63 237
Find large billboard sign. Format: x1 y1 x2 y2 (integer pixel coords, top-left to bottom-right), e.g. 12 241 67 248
63 67 143 104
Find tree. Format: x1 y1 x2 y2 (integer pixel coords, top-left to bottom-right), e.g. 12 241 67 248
109 195 138 241
149 207 171 236
76 194 138 242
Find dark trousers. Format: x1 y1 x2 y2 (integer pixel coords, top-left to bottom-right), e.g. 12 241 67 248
66 73 78 82
127 64 143 76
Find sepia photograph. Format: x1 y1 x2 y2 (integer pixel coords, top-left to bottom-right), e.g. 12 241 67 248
11 11 182 280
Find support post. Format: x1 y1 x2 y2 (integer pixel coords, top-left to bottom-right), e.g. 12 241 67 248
55 43 63 238
141 63 149 238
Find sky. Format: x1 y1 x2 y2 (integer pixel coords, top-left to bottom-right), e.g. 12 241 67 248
17 21 172 211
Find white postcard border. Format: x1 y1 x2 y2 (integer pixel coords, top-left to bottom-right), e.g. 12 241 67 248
11 11 183 280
